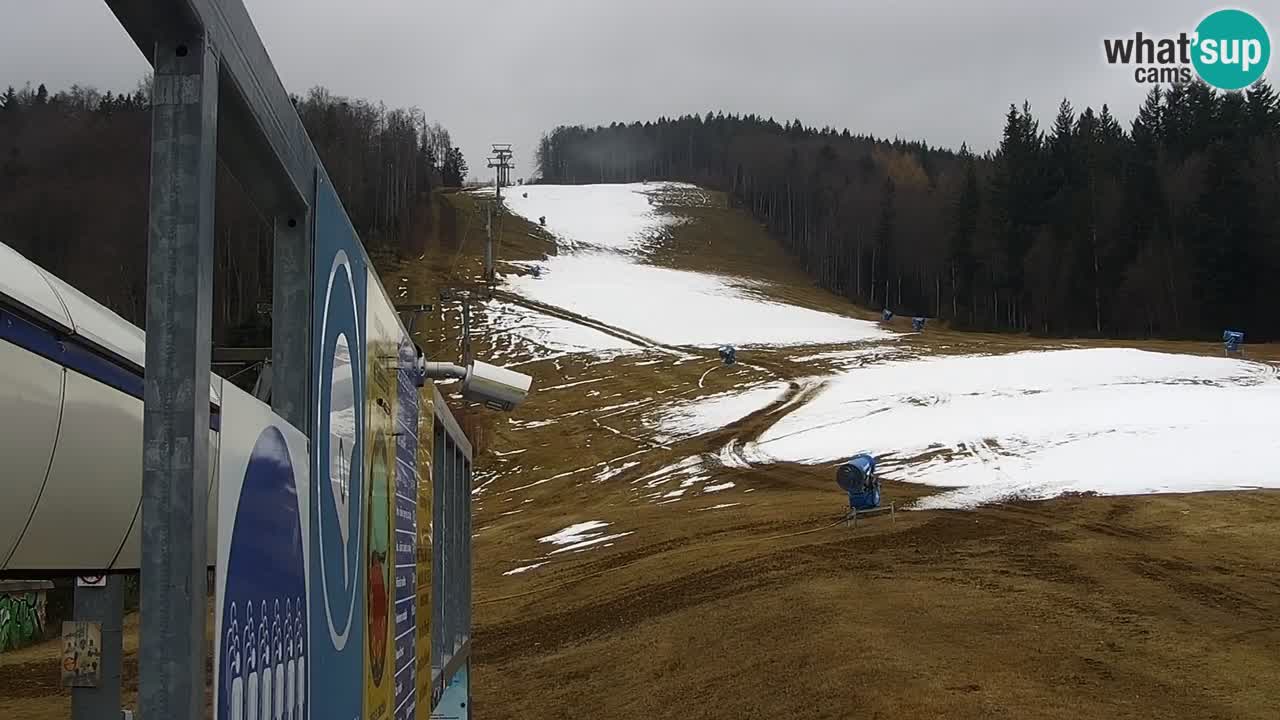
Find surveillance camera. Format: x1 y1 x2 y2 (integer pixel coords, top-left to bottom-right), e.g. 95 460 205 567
462 360 533 411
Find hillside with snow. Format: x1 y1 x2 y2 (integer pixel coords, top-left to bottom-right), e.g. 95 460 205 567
485 182 1280 511
419 181 1280 720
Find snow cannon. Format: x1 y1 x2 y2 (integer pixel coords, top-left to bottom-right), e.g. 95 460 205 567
912 317 926 332
836 454 880 511
539 215 546 226
719 345 737 366
881 309 894 323
1224 330 1244 354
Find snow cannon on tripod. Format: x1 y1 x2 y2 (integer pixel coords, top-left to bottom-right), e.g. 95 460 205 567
837 454 880 511
1223 330 1244 355
719 345 737 366
837 453 894 527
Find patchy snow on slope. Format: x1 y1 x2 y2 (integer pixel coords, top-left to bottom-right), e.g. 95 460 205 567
594 461 642 483
789 343 911 368
648 381 790 443
500 183 891 348
635 456 704 489
550 532 634 554
538 521 634 555
703 482 735 493
503 562 548 576
539 521 610 546
756 348 1280 508
471 300 641 359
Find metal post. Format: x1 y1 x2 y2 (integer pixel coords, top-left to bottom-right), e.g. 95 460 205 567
484 203 494 285
272 211 312 429
461 300 472 368
140 33 218 720
70 576 126 720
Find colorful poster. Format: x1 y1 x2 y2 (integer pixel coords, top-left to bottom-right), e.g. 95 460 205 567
413 385 435 720
393 336 420 719
364 278 399 720
214 382 311 720
310 176 368 720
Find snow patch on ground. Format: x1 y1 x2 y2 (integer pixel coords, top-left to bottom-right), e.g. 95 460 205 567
649 381 790 443
703 482 735 493
539 521 610 545
595 461 642 483
538 520 634 554
756 348 1280 508
503 562 548 576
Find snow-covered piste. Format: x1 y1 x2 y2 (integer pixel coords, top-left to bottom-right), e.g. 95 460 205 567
500 183 890 348
493 183 1280 509
755 348 1280 508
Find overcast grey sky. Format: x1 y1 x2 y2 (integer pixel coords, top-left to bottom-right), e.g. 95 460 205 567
2 1 1275 180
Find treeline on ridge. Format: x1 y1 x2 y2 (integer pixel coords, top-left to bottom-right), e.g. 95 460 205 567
0 81 468 344
536 81 1280 340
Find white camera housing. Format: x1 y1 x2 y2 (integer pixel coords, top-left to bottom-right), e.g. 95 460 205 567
462 360 533 411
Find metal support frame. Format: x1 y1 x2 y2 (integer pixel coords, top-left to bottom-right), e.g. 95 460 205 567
271 213 312 429
71 576 126 720
843 503 896 529
105 2 477 717
429 390 473 711
138 31 219 720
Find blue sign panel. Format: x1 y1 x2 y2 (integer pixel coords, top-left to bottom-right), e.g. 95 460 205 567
217 424 308 720
393 337 419 720
310 176 368 720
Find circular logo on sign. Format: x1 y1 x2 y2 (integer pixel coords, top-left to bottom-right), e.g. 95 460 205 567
1192 9 1271 90
315 250 365 653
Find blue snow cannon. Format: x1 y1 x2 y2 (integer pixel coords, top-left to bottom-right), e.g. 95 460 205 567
1224 330 1244 354
719 345 737 366
912 317 926 332
881 309 894 323
836 454 880 510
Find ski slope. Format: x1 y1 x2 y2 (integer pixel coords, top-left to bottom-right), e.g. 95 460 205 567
500 183 890 348
495 183 1280 509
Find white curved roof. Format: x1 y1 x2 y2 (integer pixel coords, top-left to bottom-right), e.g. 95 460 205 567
0 242 73 332
0 241 220 405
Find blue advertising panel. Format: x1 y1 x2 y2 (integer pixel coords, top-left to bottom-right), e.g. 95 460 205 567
310 175 368 720
430 664 470 720
393 336 420 719
214 383 311 720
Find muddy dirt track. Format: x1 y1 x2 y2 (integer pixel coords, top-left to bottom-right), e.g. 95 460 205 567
472 479 1280 720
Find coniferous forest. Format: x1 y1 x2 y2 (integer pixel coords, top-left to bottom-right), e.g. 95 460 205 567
537 81 1280 340
0 81 466 344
